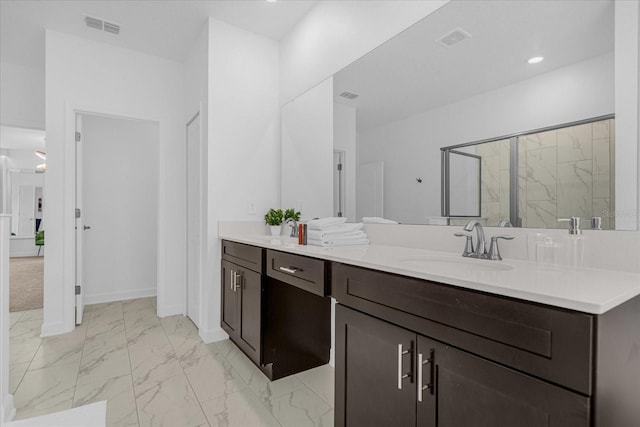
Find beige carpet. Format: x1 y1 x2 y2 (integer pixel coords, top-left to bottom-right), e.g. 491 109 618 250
10 256 44 312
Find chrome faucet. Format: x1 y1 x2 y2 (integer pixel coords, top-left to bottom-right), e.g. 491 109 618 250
463 220 487 258
284 218 298 238
498 219 512 227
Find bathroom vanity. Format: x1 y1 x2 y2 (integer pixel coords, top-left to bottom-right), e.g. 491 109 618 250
220 240 331 380
219 236 640 426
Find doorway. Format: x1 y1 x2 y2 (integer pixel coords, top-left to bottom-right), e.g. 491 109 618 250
75 113 159 324
186 112 202 327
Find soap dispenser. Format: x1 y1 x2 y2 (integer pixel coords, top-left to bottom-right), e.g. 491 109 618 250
558 217 585 267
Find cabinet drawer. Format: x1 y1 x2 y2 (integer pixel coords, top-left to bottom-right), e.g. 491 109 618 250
222 240 263 273
332 262 594 395
266 250 327 297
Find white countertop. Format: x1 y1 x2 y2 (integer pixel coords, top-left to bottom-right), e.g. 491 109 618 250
219 233 640 315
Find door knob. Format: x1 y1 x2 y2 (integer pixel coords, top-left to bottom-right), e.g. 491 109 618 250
83 225 91 230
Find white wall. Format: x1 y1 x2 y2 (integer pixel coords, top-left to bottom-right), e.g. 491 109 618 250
0 215 15 423
358 53 615 224
281 78 334 221
280 0 449 104
44 30 185 336
0 61 45 130
4 151 41 170
333 102 356 222
203 18 280 342
615 0 640 230
81 114 158 304
184 22 209 332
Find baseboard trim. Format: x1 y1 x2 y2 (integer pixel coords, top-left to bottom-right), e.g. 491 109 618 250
158 303 183 318
199 326 228 344
1 392 15 423
9 251 41 258
84 288 156 306
40 321 72 337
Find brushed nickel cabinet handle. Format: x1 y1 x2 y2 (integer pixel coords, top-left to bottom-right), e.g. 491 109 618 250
235 272 242 291
230 270 235 291
418 350 434 402
398 344 410 389
279 266 299 274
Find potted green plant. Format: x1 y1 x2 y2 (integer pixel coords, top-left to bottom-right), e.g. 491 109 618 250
283 208 301 222
264 208 284 236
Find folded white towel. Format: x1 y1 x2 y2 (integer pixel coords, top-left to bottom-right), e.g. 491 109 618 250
306 225 363 241
363 216 398 224
308 238 370 247
307 231 367 243
307 217 348 230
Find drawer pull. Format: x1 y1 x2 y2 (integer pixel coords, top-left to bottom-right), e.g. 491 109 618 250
279 266 300 274
398 344 411 389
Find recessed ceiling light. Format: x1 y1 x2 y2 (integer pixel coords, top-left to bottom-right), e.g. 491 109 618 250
527 56 544 64
266 0 278 3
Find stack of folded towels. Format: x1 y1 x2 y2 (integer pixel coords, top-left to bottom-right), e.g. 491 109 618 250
307 217 369 247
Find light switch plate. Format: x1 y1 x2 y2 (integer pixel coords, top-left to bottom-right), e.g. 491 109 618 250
247 201 256 215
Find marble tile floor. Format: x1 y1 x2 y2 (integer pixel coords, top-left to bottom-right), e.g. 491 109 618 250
9 298 335 427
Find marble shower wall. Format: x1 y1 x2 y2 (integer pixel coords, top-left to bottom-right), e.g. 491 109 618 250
477 139 510 227
519 118 615 229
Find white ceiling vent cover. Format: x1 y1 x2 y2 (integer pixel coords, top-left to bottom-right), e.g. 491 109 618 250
83 15 103 31
339 91 359 100
437 27 472 48
103 21 120 35
83 15 120 35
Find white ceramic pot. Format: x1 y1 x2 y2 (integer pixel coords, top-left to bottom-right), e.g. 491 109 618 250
270 225 282 236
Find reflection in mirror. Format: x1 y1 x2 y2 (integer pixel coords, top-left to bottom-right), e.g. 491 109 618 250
332 0 637 229
442 116 615 229
444 150 480 218
0 126 46 237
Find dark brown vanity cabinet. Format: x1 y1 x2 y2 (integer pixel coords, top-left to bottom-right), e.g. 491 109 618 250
221 240 331 381
336 305 589 427
221 241 264 365
333 262 600 427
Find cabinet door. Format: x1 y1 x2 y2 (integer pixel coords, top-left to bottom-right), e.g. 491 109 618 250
421 335 590 427
336 305 416 427
236 267 261 364
221 260 238 337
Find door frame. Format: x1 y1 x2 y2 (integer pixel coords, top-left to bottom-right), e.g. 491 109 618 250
61 103 163 331
185 109 204 328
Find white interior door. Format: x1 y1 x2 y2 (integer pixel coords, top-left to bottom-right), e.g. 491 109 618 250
17 185 35 236
78 114 158 313
75 114 85 324
186 113 201 326
356 161 384 219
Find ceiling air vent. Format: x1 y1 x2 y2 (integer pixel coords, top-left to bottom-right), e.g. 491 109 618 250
83 15 103 31
339 91 359 100
437 27 472 48
83 15 120 35
103 21 120 35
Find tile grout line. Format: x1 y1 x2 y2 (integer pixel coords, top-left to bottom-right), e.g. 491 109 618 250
71 304 101 409
123 299 152 427
158 313 215 427
9 310 43 403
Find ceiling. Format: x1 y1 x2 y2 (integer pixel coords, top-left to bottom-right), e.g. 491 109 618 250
334 0 615 132
0 125 46 151
0 0 318 69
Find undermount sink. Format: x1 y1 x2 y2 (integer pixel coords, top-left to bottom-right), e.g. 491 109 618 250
400 256 514 272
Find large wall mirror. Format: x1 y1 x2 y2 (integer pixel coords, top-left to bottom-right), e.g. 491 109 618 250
331 0 637 230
